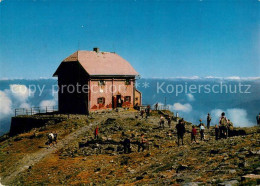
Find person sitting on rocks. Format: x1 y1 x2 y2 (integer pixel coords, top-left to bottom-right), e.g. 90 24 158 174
176 118 185 146
215 124 219 140
138 133 147 152
46 132 55 148
191 125 197 143
219 112 228 139
166 130 173 139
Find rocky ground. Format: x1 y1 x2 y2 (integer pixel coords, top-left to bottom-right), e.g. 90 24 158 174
0 110 259 185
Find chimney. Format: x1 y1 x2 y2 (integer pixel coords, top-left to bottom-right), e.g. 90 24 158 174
93 47 99 53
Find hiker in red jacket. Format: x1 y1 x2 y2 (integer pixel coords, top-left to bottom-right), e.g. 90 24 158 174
191 125 197 143
94 126 99 139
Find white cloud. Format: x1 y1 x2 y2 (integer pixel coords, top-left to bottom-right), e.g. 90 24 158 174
9 84 30 102
19 102 31 109
186 93 195 101
225 76 241 80
226 108 252 127
210 108 253 127
39 99 56 108
0 91 12 119
171 103 192 113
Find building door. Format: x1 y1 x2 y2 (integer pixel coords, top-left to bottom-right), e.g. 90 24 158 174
116 95 122 107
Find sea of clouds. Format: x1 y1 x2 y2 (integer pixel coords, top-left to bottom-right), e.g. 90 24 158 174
0 78 259 135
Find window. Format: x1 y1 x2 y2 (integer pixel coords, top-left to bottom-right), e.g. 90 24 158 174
97 97 105 104
124 96 131 102
99 80 106 86
125 79 131 85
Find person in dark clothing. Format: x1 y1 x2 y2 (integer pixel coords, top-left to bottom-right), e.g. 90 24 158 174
191 125 197 143
123 138 131 154
155 103 158 111
207 113 211 129
215 125 219 140
145 105 151 119
138 133 147 152
140 110 145 118
256 113 260 126
176 118 185 146
167 116 171 128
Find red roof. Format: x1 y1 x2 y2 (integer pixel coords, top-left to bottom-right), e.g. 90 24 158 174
54 50 139 76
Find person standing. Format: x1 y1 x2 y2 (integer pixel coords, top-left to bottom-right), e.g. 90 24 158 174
155 103 158 111
191 125 197 143
94 126 99 139
176 118 185 146
145 105 151 119
123 137 131 154
167 116 171 128
199 121 205 141
227 119 234 137
159 115 165 129
140 110 145 118
256 113 260 126
207 113 211 129
219 112 228 139
138 133 147 152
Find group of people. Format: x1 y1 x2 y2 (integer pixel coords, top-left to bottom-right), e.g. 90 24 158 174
174 112 236 146
121 132 148 154
159 115 171 128
214 112 234 140
140 105 151 119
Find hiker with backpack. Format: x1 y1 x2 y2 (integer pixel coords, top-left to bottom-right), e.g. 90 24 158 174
219 112 228 139
176 118 185 146
191 125 197 143
207 113 211 129
256 113 260 126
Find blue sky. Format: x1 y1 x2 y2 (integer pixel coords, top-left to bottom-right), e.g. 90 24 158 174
0 0 259 79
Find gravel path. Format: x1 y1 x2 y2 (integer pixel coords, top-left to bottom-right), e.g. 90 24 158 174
1 115 107 185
